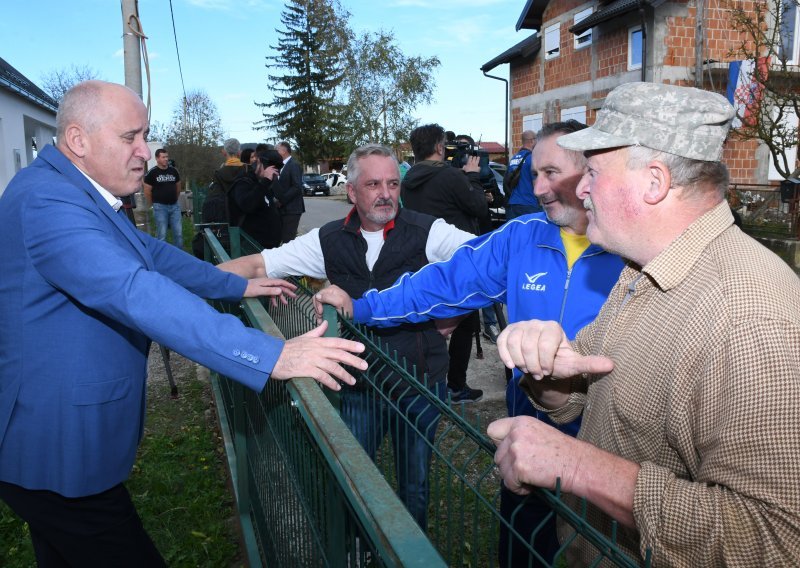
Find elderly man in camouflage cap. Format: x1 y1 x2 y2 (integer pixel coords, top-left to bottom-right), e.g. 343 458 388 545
488 83 800 566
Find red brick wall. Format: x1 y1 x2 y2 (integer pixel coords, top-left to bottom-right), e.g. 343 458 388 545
724 138 762 183
507 0 784 183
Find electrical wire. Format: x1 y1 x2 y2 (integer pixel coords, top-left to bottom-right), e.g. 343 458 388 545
168 0 188 109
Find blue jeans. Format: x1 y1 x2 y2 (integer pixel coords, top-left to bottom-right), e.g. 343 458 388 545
340 381 447 530
153 203 182 246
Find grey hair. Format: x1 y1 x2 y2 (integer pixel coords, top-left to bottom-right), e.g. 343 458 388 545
346 144 398 187
626 146 729 198
56 80 108 143
277 141 292 154
223 138 240 155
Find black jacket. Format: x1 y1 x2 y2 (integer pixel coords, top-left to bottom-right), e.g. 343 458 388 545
318 208 448 392
230 170 282 249
273 156 305 215
401 160 488 234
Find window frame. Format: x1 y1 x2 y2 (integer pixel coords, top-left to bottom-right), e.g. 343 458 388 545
779 0 799 64
561 106 587 124
574 8 593 50
628 25 643 70
545 23 561 60
523 113 543 134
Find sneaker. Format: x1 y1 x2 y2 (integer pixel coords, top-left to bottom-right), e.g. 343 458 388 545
482 324 500 344
449 386 484 403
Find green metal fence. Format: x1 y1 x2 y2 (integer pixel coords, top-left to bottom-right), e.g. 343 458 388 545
199 228 650 568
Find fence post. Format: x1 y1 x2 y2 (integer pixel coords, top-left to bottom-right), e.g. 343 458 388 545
229 226 242 259
321 305 342 411
321 304 347 566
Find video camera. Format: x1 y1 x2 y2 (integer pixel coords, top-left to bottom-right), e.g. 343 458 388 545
444 131 496 191
256 149 284 171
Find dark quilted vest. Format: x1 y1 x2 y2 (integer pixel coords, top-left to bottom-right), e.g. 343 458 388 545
319 208 448 391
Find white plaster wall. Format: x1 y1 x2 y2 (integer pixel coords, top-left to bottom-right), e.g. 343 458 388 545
0 90 56 196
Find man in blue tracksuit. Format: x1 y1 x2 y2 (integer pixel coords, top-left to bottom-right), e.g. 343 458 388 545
317 121 624 566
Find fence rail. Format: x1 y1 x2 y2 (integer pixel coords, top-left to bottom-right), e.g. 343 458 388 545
728 182 799 238
199 228 649 567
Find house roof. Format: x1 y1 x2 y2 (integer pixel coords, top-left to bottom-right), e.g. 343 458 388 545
516 0 548 31
478 141 507 154
569 0 641 35
0 56 58 114
481 34 541 73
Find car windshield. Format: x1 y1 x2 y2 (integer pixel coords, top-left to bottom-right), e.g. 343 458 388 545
304 174 325 182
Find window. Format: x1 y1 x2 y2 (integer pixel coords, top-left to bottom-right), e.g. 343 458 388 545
561 106 587 124
523 113 543 134
779 0 799 64
768 107 798 181
574 8 593 49
628 26 643 70
545 23 561 60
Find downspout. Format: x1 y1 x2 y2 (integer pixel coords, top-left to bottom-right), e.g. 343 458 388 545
483 71 510 164
695 0 706 88
639 0 648 82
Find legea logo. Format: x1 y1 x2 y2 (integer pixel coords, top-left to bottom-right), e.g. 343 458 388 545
522 272 547 291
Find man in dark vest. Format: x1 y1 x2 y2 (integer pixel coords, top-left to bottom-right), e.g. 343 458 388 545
219 143 474 529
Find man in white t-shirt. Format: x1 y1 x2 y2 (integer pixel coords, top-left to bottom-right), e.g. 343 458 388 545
220 143 473 529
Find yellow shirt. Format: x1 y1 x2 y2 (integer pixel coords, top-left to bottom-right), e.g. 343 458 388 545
560 229 590 269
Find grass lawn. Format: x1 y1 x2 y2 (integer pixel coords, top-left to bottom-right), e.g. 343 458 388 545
0 364 244 567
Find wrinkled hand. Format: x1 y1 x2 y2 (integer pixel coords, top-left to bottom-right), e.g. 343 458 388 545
313 285 354 322
462 155 481 173
243 277 297 307
497 320 614 380
434 315 465 337
488 416 583 495
271 320 367 390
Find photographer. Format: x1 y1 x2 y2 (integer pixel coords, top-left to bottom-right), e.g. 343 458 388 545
402 123 489 403
229 149 284 249
402 125 489 235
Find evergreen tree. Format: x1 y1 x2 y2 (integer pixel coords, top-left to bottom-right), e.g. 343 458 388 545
257 0 350 166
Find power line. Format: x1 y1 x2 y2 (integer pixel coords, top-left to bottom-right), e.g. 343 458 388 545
168 0 187 103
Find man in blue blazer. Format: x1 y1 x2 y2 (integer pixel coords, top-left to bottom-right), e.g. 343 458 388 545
0 80 366 567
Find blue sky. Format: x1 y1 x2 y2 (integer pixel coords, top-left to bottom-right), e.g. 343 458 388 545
1 0 530 146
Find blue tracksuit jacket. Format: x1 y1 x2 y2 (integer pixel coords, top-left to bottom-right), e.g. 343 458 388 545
352 213 624 435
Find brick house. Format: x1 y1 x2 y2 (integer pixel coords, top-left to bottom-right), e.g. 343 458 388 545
482 0 800 185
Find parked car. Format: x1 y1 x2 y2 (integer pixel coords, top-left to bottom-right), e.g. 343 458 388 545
322 172 347 189
487 162 506 228
302 174 329 196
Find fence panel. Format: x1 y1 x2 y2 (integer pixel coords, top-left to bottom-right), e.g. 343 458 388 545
200 228 650 567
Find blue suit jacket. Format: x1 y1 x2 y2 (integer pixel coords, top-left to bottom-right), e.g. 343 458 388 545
0 145 282 497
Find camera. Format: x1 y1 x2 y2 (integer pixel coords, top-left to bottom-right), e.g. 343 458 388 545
444 132 496 191
256 149 283 171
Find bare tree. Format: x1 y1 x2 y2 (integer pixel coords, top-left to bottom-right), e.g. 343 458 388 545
162 90 226 186
727 0 800 178
40 65 101 102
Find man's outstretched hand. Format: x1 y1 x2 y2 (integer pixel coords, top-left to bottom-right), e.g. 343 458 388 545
497 320 614 380
313 285 354 322
271 320 367 391
243 277 297 307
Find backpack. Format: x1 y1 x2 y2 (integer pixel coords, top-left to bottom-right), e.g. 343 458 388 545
503 149 531 196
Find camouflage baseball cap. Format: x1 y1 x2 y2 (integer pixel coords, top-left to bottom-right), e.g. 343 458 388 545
557 82 735 161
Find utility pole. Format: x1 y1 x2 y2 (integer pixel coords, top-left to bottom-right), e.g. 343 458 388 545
121 0 142 98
